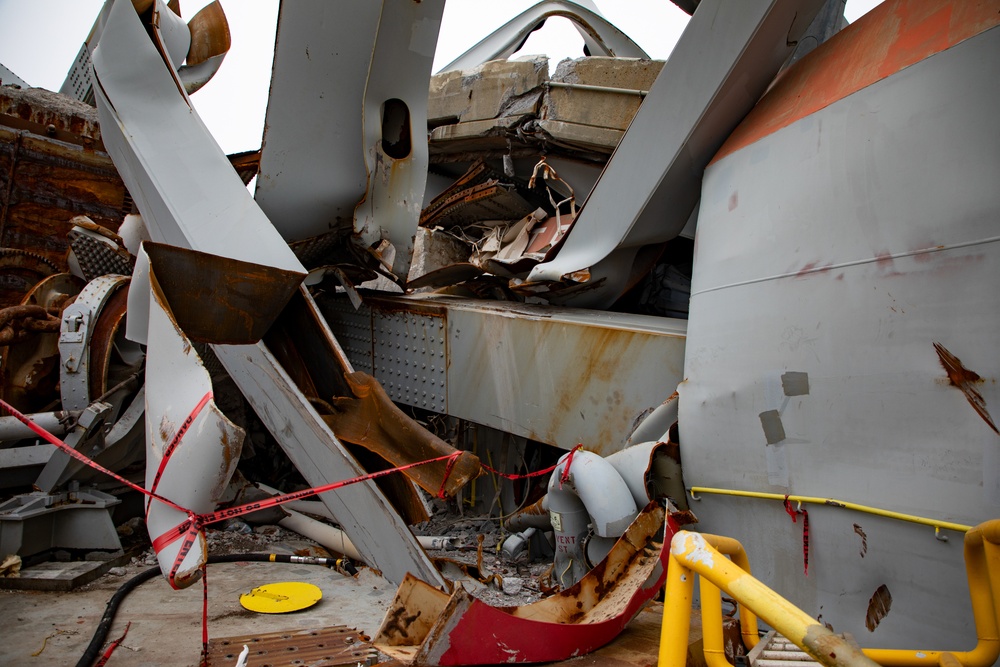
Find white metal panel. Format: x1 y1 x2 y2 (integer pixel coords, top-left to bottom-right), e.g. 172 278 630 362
257 0 443 279
680 27 1000 646
144 260 244 589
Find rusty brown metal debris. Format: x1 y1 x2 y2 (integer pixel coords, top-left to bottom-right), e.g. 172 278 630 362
322 371 481 499
205 625 379 667
141 242 305 345
865 584 892 632
934 342 999 435
374 504 674 665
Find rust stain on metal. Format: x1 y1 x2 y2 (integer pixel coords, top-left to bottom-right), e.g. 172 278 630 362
143 242 303 345
934 342 999 435
853 523 867 558
865 584 892 632
322 371 480 498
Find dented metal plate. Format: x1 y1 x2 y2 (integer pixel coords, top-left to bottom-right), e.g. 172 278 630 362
91 0 304 331
144 255 244 589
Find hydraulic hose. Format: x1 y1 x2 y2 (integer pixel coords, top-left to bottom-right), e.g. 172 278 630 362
76 553 358 667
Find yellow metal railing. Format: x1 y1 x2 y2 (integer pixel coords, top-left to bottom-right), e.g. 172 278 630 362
660 520 1000 667
688 487 971 539
660 530 878 667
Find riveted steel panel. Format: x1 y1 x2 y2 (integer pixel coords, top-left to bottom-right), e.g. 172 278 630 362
371 308 447 414
322 298 374 377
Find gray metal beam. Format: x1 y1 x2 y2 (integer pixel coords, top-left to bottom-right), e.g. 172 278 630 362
526 0 827 307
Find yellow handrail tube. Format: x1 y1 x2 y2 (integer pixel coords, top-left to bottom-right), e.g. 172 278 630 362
688 487 971 534
662 521 1000 667
661 531 879 667
700 535 760 653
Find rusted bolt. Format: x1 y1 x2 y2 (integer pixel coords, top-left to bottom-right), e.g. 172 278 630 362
46 124 57 137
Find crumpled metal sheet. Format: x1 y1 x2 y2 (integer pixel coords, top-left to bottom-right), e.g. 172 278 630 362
375 503 675 665
91 0 305 339
322 371 481 498
143 245 244 589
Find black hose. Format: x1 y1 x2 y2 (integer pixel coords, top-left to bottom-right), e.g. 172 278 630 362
75 553 358 667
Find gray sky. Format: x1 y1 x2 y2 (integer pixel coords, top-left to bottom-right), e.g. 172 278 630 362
0 1 881 154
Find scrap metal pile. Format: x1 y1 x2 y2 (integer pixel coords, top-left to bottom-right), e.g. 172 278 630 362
0 1 698 665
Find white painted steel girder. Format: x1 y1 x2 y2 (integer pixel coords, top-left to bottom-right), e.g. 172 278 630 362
526 0 827 307
320 295 687 456
256 0 444 279
90 0 304 281
439 0 648 74
143 253 244 589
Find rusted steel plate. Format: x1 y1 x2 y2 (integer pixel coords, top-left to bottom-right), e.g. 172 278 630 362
322 294 686 456
322 371 480 498
206 625 378 667
140 242 303 345
0 125 126 306
0 86 104 150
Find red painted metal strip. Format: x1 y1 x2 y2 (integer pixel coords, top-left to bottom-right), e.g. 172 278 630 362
712 0 1000 164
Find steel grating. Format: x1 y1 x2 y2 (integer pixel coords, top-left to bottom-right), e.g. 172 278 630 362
206 625 379 667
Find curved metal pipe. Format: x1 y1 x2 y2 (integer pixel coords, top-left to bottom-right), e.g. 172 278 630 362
550 449 638 537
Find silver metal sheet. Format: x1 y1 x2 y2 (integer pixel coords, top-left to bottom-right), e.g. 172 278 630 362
679 27 1000 647
144 255 244 589
526 0 826 306
322 295 686 455
257 0 443 279
90 0 304 278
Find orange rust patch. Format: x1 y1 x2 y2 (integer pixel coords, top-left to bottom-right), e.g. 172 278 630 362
934 342 999 435
712 0 1000 164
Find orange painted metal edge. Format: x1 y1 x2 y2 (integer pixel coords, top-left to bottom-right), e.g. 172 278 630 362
711 0 1000 165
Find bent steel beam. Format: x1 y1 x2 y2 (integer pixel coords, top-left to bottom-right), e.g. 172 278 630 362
256 0 444 279
144 253 244 589
91 0 304 335
91 0 446 588
439 0 648 74
525 0 827 307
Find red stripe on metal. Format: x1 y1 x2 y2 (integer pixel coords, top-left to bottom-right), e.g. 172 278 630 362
712 0 1000 164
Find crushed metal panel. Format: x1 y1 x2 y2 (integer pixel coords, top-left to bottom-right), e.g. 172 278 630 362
526 0 827 307
256 0 443 279
144 252 244 589
374 503 672 665
440 0 648 73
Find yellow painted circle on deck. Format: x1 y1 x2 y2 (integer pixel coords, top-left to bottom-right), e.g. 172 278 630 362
239 582 323 614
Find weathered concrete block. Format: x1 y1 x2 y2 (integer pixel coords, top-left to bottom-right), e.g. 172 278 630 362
428 55 548 125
